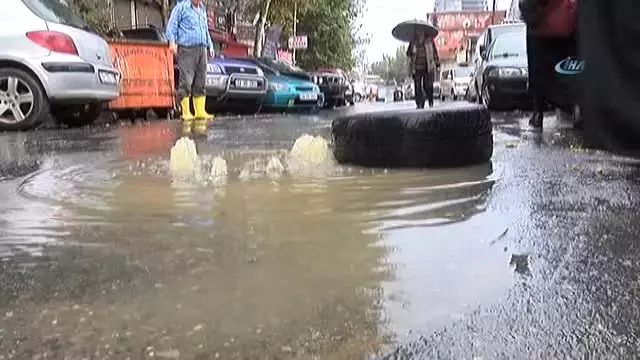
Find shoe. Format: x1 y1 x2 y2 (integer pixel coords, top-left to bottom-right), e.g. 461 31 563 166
180 97 195 121
193 96 213 120
428 101 434 108
528 112 543 129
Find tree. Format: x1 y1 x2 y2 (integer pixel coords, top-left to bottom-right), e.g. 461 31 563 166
70 0 117 37
369 45 409 83
295 0 355 70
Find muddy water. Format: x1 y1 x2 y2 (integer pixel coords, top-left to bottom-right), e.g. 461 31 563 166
0 123 511 359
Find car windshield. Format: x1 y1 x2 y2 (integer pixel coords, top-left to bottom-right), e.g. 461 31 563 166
22 0 89 30
261 58 305 73
490 30 526 59
454 67 473 77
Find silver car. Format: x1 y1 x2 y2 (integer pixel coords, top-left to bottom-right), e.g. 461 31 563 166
0 0 120 130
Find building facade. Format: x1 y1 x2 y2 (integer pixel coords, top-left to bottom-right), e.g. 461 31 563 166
433 0 488 13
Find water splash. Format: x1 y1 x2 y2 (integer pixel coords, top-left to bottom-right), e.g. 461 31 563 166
169 137 199 180
286 134 335 177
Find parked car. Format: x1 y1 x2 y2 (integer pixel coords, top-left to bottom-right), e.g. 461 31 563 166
311 68 350 108
439 66 473 101
351 80 365 102
475 25 529 110
235 57 323 111
204 58 267 113
469 23 526 103
255 57 313 81
0 0 120 130
433 81 441 99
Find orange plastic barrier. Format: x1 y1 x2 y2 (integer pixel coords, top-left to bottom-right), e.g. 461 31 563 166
108 40 175 110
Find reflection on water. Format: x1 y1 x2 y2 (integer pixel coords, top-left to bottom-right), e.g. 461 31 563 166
0 128 512 358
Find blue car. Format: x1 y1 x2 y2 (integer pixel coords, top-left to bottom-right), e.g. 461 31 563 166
204 57 268 113
230 57 324 111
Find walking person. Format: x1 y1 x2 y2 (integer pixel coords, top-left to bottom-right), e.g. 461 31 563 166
166 0 215 132
520 0 577 129
406 29 440 109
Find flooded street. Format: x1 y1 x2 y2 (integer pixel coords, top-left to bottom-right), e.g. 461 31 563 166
1 102 640 359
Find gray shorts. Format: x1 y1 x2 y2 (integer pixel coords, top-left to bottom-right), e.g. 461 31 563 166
177 46 208 99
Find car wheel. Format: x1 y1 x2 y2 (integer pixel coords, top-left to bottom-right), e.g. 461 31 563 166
52 102 105 128
481 83 497 110
0 68 47 131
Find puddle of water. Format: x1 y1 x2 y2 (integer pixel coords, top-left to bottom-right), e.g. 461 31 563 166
0 132 513 358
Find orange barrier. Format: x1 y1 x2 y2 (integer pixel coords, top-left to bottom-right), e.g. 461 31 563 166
118 121 177 160
108 39 175 111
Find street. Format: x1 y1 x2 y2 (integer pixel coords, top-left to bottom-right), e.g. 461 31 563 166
1 101 639 359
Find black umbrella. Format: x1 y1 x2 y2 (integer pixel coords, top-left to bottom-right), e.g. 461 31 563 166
392 19 439 42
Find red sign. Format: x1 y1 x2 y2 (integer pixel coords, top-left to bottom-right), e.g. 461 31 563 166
277 50 293 64
430 11 506 60
430 11 506 31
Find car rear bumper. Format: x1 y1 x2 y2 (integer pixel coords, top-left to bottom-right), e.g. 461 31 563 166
30 55 120 103
487 76 530 105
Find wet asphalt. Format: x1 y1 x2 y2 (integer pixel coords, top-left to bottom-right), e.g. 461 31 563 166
1 101 640 359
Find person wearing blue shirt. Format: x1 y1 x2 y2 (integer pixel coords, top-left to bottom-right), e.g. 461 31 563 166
166 0 215 127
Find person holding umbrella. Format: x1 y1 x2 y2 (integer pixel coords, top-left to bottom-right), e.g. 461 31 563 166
393 20 440 109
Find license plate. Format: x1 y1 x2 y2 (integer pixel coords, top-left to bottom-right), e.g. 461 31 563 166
235 79 258 88
299 92 317 101
98 70 118 84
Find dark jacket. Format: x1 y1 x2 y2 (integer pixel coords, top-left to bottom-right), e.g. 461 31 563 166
406 39 440 74
519 0 549 29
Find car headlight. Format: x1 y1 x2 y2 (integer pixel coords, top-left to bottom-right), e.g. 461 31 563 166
312 75 318 84
206 63 223 73
206 74 228 87
488 67 525 77
269 82 288 91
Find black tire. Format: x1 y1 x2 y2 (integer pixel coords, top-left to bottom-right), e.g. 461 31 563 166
0 68 47 131
331 104 493 168
481 83 496 110
52 102 104 128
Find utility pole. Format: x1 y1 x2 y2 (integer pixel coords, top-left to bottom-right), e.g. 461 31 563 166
490 0 497 24
292 0 297 65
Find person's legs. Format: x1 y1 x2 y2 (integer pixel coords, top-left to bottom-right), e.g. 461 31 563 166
192 47 212 123
414 73 424 108
177 46 198 121
529 94 545 128
424 71 434 107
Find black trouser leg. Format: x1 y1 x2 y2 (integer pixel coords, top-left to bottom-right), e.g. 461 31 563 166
424 71 434 106
414 73 424 108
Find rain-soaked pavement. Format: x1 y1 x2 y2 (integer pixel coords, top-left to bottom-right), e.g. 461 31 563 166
1 101 640 359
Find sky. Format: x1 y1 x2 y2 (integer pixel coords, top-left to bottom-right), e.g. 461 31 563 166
360 0 513 62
